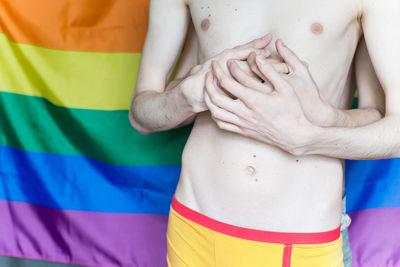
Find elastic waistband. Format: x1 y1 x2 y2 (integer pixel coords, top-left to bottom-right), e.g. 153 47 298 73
171 196 340 245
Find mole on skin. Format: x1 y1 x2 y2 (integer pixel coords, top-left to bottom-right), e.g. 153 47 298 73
310 22 323 35
201 18 210 31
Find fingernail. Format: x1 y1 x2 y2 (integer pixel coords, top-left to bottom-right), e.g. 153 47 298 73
256 56 266 65
264 33 272 39
227 59 233 67
262 49 270 56
279 39 287 47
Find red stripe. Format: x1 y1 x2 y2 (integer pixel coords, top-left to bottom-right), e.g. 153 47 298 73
282 245 292 267
172 196 340 244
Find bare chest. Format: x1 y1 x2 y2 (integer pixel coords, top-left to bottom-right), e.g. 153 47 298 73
186 0 361 61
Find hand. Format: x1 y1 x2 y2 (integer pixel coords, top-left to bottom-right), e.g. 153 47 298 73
249 39 336 127
211 58 290 100
230 55 291 94
204 58 318 155
179 34 273 113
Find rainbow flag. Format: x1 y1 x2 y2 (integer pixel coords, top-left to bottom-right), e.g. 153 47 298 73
346 160 400 267
0 0 189 266
0 0 399 266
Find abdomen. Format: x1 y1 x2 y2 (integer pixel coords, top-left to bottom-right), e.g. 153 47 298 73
175 112 343 232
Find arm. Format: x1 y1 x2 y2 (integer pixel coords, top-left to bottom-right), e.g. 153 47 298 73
130 0 273 134
204 28 396 159
129 0 192 134
325 37 385 127
303 0 400 159
202 37 387 155
164 22 200 128
241 38 385 128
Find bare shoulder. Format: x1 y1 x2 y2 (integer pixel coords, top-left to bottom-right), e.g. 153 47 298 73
359 0 400 15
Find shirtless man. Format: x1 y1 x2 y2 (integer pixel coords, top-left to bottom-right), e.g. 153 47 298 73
130 0 399 266
168 30 384 267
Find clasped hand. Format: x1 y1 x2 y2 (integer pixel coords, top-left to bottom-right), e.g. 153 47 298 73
204 39 330 155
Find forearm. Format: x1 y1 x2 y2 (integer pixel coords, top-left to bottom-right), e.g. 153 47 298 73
326 107 383 127
129 80 195 134
302 114 400 159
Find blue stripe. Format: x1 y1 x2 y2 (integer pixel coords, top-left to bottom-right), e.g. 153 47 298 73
0 146 180 214
345 159 400 213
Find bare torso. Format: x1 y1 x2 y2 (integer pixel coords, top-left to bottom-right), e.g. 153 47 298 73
174 0 363 232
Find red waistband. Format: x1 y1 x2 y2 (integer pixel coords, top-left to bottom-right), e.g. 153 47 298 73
171 196 340 245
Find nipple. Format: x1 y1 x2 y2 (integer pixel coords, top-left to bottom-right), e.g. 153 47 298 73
310 22 324 35
201 19 211 31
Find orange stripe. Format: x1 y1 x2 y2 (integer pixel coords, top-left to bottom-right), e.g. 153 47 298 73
0 0 149 52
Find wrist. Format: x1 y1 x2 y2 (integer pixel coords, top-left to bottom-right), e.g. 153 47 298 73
292 122 325 157
315 101 338 127
178 77 202 114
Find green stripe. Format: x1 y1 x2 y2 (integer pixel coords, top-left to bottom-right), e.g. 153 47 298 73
0 92 191 166
0 255 85 267
351 96 358 109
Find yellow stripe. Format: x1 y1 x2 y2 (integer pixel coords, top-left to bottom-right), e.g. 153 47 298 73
0 33 140 110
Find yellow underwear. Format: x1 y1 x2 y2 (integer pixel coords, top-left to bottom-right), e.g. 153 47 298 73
167 196 343 267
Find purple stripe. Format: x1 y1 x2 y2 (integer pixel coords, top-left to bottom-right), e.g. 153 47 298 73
0 200 169 267
0 255 85 267
349 208 400 267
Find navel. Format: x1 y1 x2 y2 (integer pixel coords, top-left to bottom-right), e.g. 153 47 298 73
246 166 256 176
310 22 324 35
201 18 211 31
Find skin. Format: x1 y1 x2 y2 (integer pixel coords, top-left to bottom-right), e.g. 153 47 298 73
206 38 385 155
130 0 395 233
310 22 324 35
201 19 210 31
175 26 383 131
173 30 384 193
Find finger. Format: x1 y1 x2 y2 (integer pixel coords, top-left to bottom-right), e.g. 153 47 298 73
211 118 277 147
227 46 270 61
247 53 281 88
228 60 273 94
247 52 265 78
213 119 243 134
238 33 273 49
212 61 260 104
204 92 247 128
205 72 243 113
272 63 291 74
247 53 284 88
232 60 260 78
265 58 283 64
275 39 307 73
248 53 288 74
256 56 291 93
